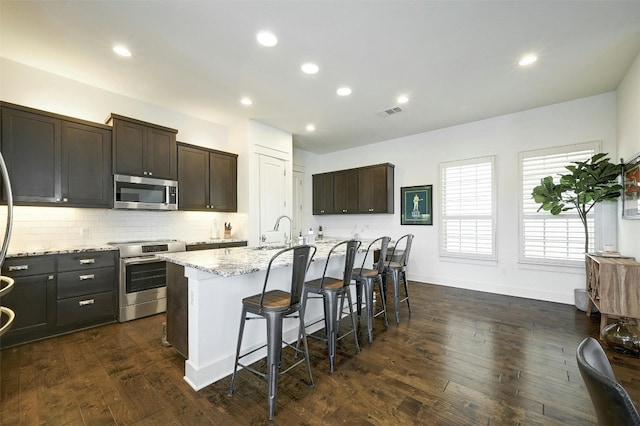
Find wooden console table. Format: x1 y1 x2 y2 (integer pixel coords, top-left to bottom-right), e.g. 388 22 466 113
585 254 640 336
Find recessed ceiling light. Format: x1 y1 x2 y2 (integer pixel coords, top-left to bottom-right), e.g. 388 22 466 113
301 63 319 74
241 97 253 106
256 31 278 47
519 54 538 66
337 87 352 96
306 124 316 132
113 45 132 57
397 95 409 104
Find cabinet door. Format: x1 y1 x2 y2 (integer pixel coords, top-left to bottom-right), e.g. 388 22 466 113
112 118 145 176
61 121 112 207
334 169 358 214
209 151 237 212
358 164 394 213
178 144 209 210
1 255 56 347
0 274 55 344
146 127 177 180
1 107 62 203
312 173 334 215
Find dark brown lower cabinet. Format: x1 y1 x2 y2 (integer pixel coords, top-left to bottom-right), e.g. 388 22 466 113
1 256 56 346
0 251 117 348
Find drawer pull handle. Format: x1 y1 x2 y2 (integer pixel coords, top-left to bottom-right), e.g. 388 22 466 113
79 259 95 264
8 265 28 271
78 299 95 307
79 274 95 281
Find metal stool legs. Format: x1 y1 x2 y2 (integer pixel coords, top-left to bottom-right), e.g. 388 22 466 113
229 307 314 420
228 306 247 397
389 267 411 324
266 312 284 419
324 289 360 372
355 274 388 343
301 285 360 373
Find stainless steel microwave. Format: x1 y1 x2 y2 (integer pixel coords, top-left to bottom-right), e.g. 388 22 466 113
113 174 178 211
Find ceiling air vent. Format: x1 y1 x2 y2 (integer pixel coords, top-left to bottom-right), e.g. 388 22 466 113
376 106 403 117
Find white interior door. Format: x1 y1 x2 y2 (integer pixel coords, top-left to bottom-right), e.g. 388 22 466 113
259 155 287 241
292 170 304 238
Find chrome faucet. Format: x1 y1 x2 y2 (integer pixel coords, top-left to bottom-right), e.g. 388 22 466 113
273 215 292 246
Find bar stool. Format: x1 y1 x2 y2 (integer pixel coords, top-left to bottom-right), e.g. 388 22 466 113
384 234 414 324
298 239 361 373
352 236 390 343
228 244 316 420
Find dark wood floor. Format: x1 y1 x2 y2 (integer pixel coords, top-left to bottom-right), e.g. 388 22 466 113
2 282 640 425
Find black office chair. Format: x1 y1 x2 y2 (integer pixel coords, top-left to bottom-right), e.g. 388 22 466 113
576 337 640 426
228 244 316 420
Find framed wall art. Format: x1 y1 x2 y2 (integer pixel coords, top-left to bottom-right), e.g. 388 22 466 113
622 152 640 219
401 185 433 225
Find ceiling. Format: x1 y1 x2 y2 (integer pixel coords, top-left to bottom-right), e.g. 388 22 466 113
2 1 640 154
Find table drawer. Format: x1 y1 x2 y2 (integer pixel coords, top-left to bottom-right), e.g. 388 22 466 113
57 291 115 327
57 251 115 272
58 267 115 299
2 257 55 277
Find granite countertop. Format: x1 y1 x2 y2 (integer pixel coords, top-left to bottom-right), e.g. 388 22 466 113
7 244 117 258
158 238 368 278
5 239 248 258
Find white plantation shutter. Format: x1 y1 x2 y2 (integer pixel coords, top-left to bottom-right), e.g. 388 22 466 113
520 142 599 264
440 156 495 260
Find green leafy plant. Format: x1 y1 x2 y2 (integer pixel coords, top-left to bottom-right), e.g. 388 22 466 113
531 153 622 254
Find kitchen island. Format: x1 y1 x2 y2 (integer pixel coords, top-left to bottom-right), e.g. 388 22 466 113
159 239 366 391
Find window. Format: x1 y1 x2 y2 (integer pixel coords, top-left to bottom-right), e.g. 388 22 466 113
440 156 495 260
520 142 599 265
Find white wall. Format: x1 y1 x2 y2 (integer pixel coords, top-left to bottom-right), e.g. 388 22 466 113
296 93 618 305
0 58 250 248
246 120 293 246
617 52 640 260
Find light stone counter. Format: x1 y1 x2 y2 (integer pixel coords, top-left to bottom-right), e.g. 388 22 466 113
159 238 355 277
7 244 116 258
158 238 369 391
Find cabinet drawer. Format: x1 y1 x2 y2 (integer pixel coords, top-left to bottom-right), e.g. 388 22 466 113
2 257 56 277
57 251 115 272
58 267 115 299
57 291 115 327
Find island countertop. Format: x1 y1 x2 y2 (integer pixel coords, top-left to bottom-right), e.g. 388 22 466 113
158 238 365 278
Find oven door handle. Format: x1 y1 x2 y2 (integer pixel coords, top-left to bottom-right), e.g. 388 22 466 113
121 256 163 266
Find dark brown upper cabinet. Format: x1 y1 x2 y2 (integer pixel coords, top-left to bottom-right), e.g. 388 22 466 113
312 163 394 215
61 121 112 207
357 163 394 213
209 150 237 211
108 114 177 180
177 142 237 212
312 173 334 215
1 102 112 207
334 169 358 214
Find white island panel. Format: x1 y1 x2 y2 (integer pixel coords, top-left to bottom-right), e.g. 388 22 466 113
159 240 366 391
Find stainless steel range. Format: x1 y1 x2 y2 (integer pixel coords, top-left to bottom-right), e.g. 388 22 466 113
110 240 186 322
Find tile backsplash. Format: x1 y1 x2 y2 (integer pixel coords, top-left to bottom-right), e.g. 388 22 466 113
0 206 247 252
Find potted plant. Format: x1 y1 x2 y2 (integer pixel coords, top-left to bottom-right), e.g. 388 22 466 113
531 152 622 254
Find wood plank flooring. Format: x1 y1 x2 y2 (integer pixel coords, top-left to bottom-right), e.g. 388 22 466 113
2 282 640 425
